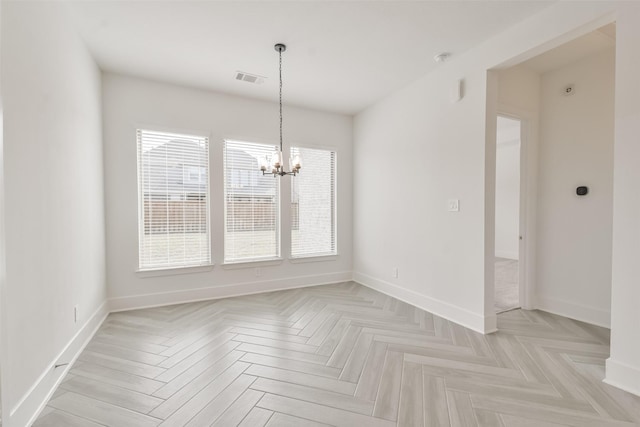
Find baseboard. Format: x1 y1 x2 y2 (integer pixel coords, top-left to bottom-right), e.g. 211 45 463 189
353 271 495 334
604 358 640 397
9 300 109 427
495 250 518 260
536 296 611 328
108 271 353 312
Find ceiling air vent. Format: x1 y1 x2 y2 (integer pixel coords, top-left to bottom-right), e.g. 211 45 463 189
235 71 265 85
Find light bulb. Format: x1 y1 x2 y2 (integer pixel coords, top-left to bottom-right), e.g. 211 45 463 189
292 153 302 170
271 150 282 168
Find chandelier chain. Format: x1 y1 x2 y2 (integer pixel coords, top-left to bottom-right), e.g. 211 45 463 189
279 48 283 153
260 43 300 177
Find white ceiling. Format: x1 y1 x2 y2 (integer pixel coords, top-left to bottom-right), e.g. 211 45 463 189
66 1 554 115
520 23 615 74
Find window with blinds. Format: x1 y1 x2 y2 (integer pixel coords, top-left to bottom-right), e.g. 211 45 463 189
291 147 336 258
137 129 211 270
223 140 280 263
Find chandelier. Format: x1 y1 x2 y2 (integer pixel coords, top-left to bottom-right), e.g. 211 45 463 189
260 43 302 177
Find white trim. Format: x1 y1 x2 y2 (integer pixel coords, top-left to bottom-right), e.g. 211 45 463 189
496 106 538 311
10 301 109 427
0 59 7 426
289 254 339 263
288 142 342 152
497 138 520 147
536 296 611 328
353 272 497 335
133 122 211 141
604 358 640 397
219 136 279 149
494 250 519 260
221 258 284 269
108 271 352 312
136 264 214 277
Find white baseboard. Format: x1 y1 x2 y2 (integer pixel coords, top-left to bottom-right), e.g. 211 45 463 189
536 296 611 328
353 271 496 334
10 301 109 427
604 358 640 397
108 271 353 312
495 250 518 260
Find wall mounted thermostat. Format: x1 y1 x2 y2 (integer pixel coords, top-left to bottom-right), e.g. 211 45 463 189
576 186 588 196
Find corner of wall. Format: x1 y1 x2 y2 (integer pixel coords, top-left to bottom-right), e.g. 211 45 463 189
8 301 108 427
536 297 611 329
604 358 640 397
108 271 352 312
353 271 494 335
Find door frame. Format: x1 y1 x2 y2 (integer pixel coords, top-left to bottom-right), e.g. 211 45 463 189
496 105 538 311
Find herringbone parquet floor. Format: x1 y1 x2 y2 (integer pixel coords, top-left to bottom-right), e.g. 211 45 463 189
34 282 640 426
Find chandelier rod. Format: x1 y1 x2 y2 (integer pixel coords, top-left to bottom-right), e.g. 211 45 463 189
261 43 300 177
279 45 283 154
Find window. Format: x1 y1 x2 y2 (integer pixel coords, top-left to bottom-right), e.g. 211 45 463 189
137 130 210 270
224 140 280 263
291 147 336 258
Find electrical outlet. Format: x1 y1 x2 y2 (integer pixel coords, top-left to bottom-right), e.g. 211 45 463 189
255 267 262 277
393 268 398 278
74 305 79 323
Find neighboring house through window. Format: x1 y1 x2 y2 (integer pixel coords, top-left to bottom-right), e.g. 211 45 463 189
137 129 211 270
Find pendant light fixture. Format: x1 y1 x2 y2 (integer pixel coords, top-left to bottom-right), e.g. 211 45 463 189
260 43 302 177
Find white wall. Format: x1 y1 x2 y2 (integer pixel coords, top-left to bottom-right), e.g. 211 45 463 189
607 3 640 396
0 0 5 420
497 66 542 114
1 2 106 425
102 73 353 309
495 117 520 260
353 3 604 333
353 63 491 332
536 48 615 328
353 0 640 397
353 2 625 337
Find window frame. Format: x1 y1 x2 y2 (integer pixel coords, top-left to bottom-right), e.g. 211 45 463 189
136 128 213 272
222 139 282 265
289 146 338 260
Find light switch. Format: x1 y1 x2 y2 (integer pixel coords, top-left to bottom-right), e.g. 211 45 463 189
448 199 460 212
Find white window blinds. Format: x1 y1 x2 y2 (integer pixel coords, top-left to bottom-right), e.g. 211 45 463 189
224 140 280 262
291 147 336 258
137 129 210 270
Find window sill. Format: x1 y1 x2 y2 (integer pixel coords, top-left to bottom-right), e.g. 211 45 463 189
222 258 284 270
289 254 339 263
136 264 214 278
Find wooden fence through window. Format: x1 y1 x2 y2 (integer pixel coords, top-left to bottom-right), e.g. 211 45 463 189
143 199 299 233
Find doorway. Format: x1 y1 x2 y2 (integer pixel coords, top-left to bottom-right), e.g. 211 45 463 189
494 115 521 313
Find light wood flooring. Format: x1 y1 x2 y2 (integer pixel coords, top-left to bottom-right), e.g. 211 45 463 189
34 282 640 426
494 258 519 313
